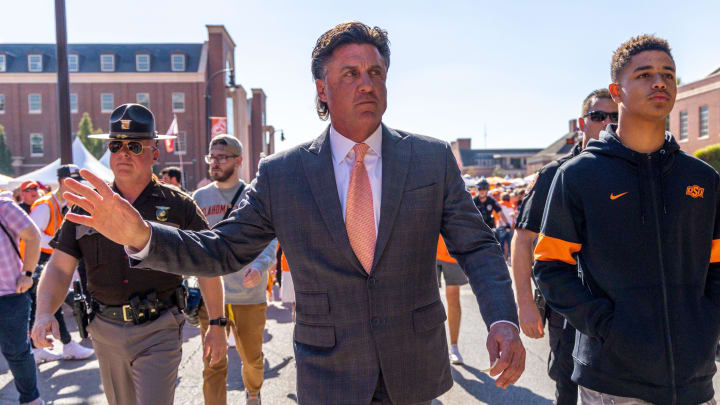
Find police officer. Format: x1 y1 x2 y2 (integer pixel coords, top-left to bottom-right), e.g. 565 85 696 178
31 104 227 405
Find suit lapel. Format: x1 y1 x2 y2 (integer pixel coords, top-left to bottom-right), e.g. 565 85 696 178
301 127 365 273
372 125 411 271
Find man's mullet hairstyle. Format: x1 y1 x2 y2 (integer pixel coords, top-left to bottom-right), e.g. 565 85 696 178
581 88 613 116
311 21 391 120
611 35 673 82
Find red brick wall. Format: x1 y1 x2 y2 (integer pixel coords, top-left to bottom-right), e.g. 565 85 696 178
671 77 720 155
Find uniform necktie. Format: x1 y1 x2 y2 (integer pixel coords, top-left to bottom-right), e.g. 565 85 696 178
346 143 376 273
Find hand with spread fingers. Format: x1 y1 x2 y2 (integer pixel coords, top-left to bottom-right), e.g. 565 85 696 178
486 322 526 389
63 169 151 251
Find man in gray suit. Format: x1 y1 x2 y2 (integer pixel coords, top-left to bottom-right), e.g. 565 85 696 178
62 22 525 405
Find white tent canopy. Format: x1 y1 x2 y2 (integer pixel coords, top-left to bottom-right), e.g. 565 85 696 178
8 137 114 189
99 149 110 168
0 173 13 187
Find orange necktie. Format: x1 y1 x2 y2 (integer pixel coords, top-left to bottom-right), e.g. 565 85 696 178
346 143 376 273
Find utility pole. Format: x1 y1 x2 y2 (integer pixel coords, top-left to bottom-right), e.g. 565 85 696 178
55 0 72 164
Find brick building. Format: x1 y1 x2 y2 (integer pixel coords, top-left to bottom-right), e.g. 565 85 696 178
670 67 720 154
526 120 579 174
0 25 273 188
450 138 540 178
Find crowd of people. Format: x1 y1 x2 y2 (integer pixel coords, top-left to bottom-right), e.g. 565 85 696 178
1 21 720 405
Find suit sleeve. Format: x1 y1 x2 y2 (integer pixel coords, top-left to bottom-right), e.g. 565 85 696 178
132 159 276 277
533 168 613 339
439 143 519 329
706 176 720 306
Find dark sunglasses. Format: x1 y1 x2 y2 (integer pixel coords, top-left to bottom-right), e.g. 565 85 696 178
584 110 618 123
22 187 38 192
107 141 154 155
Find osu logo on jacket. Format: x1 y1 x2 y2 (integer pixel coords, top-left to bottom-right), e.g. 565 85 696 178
686 185 704 199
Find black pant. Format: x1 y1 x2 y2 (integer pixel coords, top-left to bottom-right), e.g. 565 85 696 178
547 309 578 405
29 253 72 347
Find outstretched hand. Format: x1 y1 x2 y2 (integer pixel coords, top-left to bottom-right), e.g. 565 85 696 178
63 169 151 251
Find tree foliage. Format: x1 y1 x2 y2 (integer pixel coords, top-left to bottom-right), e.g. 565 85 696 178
77 112 105 159
694 144 720 173
0 125 14 176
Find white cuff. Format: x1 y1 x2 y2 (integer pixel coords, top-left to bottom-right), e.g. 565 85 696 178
125 226 152 260
489 320 520 333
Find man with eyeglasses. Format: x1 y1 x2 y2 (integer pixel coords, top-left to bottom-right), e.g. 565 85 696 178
511 88 616 405
31 103 226 405
192 134 277 405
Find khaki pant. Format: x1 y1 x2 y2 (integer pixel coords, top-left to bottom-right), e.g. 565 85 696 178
88 309 184 405
580 386 717 405
198 302 267 405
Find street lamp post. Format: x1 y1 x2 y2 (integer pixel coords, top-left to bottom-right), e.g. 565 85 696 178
204 68 235 146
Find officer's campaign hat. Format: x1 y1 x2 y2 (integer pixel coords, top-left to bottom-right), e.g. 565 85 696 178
89 103 176 140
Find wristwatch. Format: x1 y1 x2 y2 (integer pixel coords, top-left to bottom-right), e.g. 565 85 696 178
209 317 228 326
23 271 33 277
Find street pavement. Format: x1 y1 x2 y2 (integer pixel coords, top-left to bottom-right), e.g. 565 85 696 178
2 285 719 404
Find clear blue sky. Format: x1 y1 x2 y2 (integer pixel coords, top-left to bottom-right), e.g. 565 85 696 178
3 0 719 151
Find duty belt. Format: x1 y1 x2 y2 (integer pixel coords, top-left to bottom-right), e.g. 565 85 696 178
93 295 177 324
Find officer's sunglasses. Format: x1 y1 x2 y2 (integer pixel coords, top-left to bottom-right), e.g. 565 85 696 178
107 141 155 155
584 110 618 123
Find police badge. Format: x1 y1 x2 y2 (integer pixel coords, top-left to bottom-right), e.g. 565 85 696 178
155 206 170 222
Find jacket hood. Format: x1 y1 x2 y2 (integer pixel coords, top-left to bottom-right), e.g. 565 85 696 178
583 124 680 169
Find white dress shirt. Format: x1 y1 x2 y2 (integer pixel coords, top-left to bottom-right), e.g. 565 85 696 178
329 124 382 232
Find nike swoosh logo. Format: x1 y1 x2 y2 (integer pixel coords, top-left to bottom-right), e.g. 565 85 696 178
610 192 629 200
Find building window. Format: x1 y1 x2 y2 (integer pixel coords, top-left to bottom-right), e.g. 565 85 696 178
70 93 78 113
136 54 150 72
28 94 42 113
28 54 43 72
0 55 6 72
30 133 44 156
136 92 150 108
174 131 187 155
0 94 5 113
172 92 185 112
68 54 79 72
699 106 709 138
679 110 688 141
101 93 114 112
171 54 185 72
100 54 115 72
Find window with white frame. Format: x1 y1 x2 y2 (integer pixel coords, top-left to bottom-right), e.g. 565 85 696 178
100 54 115 72
679 110 688 140
171 54 185 71
0 55 6 72
28 94 42 113
30 133 44 156
174 131 187 155
28 54 43 72
172 92 185 112
136 92 150 108
699 106 709 138
136 54 150 72
70 93 78 113
68 54 79 72
0 94 5 113
101 93 114 112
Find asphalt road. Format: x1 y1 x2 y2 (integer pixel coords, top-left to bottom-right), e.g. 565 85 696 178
1 285 719 404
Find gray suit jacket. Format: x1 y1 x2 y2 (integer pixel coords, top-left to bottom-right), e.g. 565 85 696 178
136 125 517 404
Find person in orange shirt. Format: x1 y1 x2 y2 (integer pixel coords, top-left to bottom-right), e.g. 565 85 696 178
277 247 295 322
436 236 468 365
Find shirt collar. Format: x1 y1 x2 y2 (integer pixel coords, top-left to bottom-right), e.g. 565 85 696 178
329 124 383 166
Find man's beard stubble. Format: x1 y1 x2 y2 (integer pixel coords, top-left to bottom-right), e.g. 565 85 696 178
210 165 235 182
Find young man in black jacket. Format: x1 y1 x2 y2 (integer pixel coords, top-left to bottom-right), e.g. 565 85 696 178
534 35 720 405
512 88 617 405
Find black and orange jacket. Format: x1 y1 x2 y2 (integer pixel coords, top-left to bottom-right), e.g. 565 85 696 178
533 125 720 405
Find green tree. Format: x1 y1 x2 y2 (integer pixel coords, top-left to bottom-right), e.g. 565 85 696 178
0 125 14 176
77 112 105 159
695 144 720 173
